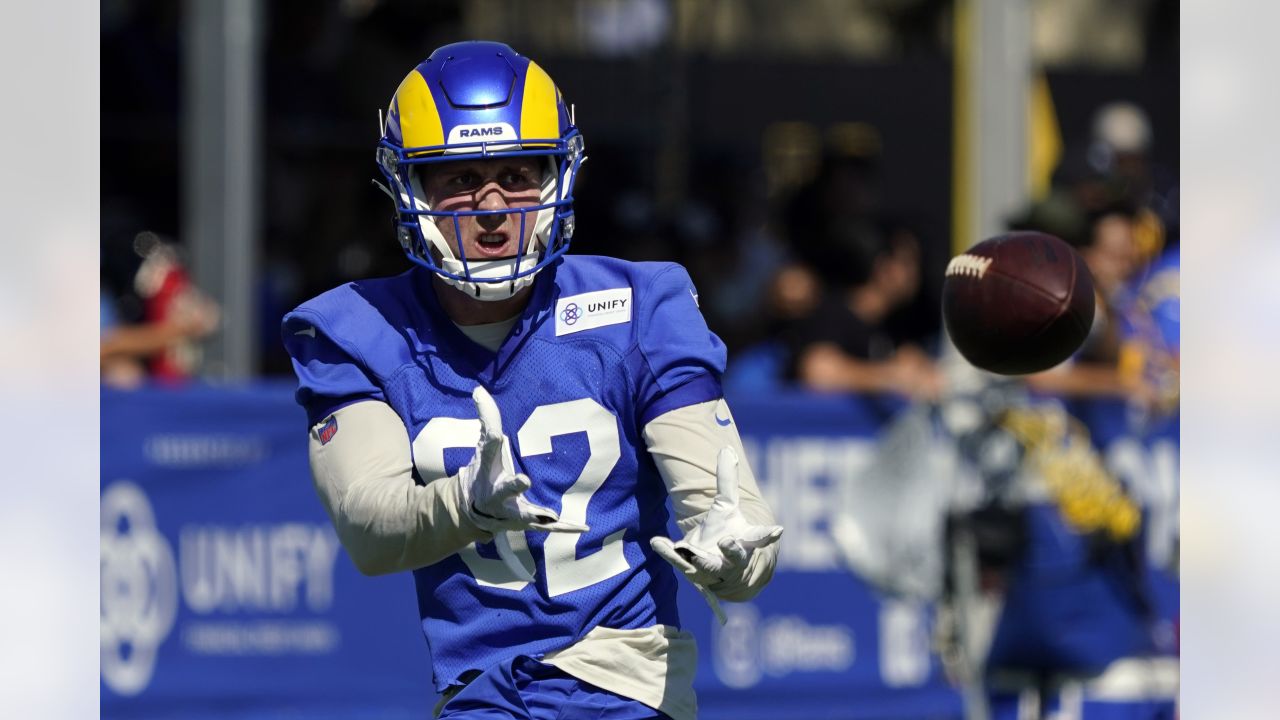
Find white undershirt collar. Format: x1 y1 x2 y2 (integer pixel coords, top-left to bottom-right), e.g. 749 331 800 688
453 315 520 352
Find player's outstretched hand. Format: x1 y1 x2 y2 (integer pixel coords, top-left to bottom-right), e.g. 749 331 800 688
461 386 589 535
650 448 784 624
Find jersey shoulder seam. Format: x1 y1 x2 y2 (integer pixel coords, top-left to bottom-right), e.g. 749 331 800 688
634 263 687 392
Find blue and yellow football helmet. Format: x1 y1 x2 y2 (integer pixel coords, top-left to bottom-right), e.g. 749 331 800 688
377 41 586 300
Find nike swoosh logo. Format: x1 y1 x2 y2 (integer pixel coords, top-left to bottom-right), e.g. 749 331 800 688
714 413 731 427
689 289 699 307
294 326 316 338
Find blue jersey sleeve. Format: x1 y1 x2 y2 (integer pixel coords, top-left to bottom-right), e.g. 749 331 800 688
635 264 727 425
282 310 386 426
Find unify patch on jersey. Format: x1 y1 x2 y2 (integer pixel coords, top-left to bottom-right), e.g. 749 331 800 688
555 287 632 336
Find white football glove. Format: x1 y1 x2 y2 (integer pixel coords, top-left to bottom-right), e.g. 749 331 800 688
460 387 587 580
650 447 784 624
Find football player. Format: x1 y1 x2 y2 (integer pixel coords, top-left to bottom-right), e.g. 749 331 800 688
282 41 782 720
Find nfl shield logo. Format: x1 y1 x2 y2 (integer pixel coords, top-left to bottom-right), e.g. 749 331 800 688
317 415 339 445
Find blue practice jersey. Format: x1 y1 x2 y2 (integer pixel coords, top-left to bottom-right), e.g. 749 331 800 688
282 255 727 691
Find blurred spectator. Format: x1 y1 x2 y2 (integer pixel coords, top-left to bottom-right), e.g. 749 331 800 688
101 231 220 388
1014 201 1152 402
1076 101 1175 267
721 262 820 395
1090 101 1154 205
1052 101 1172 266
1118 187 1180 418
783 221 942 399
769 262 823 323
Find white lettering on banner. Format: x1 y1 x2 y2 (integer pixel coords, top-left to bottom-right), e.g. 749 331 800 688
180 524 341 614
1105 438 1180 570
740 437 876 571
879 599 931 687
101 481 179 697
145 434 268 468
713 603 855 689
762 616 856 673
745 432 1178 574
714 603 762 689
181 620 340 656
101 482 348 695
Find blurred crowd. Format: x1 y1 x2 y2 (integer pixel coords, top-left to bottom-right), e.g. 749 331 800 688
713 99 1178 427
1013 102 1180 418
102 100 1180 426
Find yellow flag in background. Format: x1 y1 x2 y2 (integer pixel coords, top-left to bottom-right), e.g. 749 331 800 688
1027 71 1062 202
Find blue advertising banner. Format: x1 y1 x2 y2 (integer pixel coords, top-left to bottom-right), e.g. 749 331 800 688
101 385 434 719
102 385 1177 719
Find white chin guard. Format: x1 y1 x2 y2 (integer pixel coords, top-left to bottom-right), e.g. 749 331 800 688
437 253 541 301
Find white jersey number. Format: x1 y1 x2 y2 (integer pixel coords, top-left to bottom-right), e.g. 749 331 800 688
412 398 627 596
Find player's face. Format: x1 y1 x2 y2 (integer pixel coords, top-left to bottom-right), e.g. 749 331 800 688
420 158 545 262
1086 214 1136 296
878 234 921 305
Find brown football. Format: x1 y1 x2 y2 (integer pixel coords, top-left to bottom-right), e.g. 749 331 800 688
942 231 1095 375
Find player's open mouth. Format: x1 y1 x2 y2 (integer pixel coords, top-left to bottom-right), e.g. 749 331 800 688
473 233 513 258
